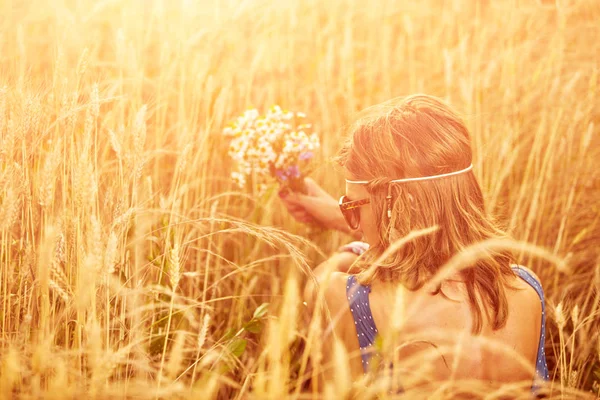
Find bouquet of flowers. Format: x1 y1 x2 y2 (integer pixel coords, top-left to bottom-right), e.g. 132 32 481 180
224 106 320 195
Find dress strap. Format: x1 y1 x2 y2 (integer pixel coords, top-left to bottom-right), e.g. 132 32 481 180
511 265 550 384
346 275 379 373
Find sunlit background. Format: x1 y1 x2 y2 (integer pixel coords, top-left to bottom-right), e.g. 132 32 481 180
0 0 599 398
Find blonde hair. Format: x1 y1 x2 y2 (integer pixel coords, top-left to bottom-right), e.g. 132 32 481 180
336 94 515 334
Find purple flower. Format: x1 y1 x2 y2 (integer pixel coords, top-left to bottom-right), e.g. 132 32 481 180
299 151 313 161
287 165 301 178
275 170 288 181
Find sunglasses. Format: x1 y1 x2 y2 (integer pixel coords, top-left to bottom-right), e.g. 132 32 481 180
338 195 370 230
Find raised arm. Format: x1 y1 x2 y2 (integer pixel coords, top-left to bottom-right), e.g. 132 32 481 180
279 178 361 239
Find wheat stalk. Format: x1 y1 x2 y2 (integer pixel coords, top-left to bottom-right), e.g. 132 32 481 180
104 232 118 276
169 243 181 291
197 312 210 350
76 47 89 78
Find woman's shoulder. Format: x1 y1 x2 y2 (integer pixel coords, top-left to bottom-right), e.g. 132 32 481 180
323 272 357 309
303 271 354 313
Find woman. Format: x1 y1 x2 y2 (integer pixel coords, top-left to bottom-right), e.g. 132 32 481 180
279 95 548 393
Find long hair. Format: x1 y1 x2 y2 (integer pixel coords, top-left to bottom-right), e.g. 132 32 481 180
336 94 515 334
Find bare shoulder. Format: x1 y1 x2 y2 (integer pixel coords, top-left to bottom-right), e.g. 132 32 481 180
302 271 354 347
302 271 366 379
507 265 543 319
303 271 350 314
321 271 352 312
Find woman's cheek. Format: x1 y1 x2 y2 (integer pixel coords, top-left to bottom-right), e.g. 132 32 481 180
361 208 380 246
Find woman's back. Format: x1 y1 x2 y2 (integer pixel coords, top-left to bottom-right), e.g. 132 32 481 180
327 265 548 390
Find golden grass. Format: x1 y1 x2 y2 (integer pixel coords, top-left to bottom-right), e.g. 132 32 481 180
0 0 599 398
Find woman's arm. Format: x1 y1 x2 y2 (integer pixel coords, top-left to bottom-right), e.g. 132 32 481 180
279 178 362 239
302 269 356 392
313 251 360 276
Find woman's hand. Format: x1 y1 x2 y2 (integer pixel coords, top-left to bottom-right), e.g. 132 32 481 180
279 177 356 236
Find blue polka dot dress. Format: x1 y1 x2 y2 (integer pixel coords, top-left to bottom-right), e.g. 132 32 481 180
346 265 549 392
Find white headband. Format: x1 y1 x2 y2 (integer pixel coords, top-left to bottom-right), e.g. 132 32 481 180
345 164 473 184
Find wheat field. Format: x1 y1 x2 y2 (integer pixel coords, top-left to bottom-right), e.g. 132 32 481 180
0 0 599 398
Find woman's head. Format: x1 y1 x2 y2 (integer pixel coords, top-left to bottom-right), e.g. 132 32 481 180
338 94 479 245
336 94 514 333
